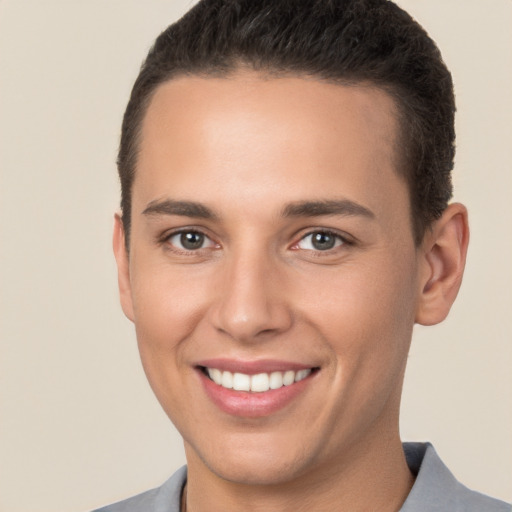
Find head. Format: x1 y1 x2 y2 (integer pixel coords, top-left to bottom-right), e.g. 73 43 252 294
118 0 455 248
113 0 468 494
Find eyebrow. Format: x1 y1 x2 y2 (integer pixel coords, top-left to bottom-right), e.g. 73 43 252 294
142 198 374 221
142 199 218 220
282 199 375 219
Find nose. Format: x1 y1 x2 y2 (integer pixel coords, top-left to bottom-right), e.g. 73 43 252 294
210 251 293 342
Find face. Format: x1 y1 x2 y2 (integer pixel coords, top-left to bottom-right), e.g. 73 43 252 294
116 72 424 485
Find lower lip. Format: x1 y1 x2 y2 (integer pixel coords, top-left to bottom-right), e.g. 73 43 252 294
198 370 314 418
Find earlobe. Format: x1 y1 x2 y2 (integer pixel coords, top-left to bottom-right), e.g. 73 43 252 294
415 203 469 326
112 213 135 322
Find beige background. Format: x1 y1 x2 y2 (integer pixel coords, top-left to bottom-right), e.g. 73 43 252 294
0 1 511 511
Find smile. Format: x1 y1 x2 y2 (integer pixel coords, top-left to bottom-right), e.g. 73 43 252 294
197 359 319 417
203 367 312 393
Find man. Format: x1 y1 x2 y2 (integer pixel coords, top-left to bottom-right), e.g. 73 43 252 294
95 0 510 510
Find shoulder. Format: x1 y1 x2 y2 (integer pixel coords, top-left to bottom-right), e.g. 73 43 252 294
91 466 187 512
401 443 510 512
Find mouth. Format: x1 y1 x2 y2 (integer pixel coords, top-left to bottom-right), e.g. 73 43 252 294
199 366 314 393
195 360 319 417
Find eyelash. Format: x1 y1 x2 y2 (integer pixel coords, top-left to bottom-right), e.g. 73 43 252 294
159 228 353 255
159 229 219 254
291 229 352 254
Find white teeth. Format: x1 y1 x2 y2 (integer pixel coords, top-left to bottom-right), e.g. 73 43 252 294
208 368 222 385
221 371 233 389
283 370 295 386
205 367 313 392
269 371 283 389
233 372 251 391
295 369 311 382
251 373 270 392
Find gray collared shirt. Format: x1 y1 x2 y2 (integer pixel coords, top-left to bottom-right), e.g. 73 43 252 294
92 443 510 511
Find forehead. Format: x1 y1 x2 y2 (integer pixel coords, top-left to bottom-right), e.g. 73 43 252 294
135 72 406 223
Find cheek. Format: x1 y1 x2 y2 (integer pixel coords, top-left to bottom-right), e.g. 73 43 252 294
299 253 418 370
128 269 210 408
130 257 211 345
129 266 210 415
345 262 418 390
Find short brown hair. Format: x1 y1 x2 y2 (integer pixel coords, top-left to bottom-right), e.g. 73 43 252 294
118 0 455 247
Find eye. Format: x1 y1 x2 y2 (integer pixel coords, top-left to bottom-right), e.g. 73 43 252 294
296 231 345 251
167 230 217 251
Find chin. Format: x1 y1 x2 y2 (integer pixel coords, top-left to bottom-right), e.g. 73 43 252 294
186 432 318 486
205 455 310 486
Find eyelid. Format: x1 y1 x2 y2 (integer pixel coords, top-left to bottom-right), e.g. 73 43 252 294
157 226 354 254
159 227 220 252
290 228 354 251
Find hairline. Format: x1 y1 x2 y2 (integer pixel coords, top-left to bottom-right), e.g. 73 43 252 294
121 66 425 250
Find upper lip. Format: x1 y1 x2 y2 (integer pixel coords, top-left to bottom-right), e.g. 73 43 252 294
196 358 318 375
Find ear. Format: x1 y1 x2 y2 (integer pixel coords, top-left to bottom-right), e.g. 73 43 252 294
415 203 469 326
112 213 135 322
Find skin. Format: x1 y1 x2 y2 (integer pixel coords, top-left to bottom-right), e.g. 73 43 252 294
113 72 469 511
